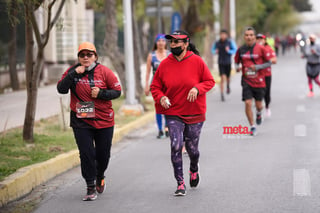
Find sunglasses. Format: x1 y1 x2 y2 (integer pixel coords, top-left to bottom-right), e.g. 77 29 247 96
167 39 185 44
79 53 94 58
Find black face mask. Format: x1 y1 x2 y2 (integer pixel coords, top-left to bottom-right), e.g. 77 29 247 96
171 46 184 56
311 41 315 45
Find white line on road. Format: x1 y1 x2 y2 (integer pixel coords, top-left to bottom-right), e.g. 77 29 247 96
294 124 307 137
296 105 306 113
293 169 311 196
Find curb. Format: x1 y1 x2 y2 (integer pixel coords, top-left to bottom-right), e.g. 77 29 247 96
0 111 155 207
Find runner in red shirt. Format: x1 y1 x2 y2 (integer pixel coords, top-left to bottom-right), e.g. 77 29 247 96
256 33 277 117
150 30 215 196
234 27 273 135
57 42 121 201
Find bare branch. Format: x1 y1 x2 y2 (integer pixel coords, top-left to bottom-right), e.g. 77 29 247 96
43 0 66 47
30 7 43 48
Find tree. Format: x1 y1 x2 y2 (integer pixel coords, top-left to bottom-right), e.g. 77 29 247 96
103 0 126 95
23 0 67 142
290 0 312 12
7 0 20 91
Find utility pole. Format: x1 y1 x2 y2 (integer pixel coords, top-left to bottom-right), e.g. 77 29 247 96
213 0 220 40
121 0 143 115
123 0 136 105
157 0 162 33
230 0 236 40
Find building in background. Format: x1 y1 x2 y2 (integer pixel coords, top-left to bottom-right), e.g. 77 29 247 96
40 0 94 83
0 0 94 89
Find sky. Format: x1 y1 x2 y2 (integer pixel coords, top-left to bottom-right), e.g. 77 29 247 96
310 0 320 12
296 0 320 35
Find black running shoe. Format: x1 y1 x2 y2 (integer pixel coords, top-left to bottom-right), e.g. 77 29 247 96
250 127 257 136
256 113 262 125
157 130 164 139
174 181 186 196
189 171 200 188
83 187 97 201
96 177 106 194
227 85 230 94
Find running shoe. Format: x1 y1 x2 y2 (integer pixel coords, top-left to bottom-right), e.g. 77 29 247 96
250 127 257 136
307 91 314 97
189 171 200 188
165 127 169 137
227 85 231 94
157 130 164 139
174 181 186 196
221 93 225 102
256 113 262 125
265 108 271 117
83 187 97 201
96 177 106 194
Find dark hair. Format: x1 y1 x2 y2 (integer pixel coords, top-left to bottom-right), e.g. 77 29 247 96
244 27 256 35
152 40 167 51
220 29 229 34
187 42 200 56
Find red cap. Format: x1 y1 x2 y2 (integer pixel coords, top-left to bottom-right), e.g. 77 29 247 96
256 34 266 39
165 30 190 40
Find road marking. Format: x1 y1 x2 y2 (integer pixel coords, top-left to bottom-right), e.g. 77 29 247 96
294 124 307 137
293 169 311 196
296 105 306 112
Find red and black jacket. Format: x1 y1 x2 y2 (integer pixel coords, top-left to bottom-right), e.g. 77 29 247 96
57 63 121 129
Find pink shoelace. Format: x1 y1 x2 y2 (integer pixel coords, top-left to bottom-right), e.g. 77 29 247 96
190 172 198 180
177 182 185 190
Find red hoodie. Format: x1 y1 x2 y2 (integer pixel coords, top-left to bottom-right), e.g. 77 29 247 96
150 51 215 118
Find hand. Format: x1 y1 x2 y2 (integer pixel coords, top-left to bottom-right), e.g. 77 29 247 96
311 49 316 54
249 65 256 71
91 87 100 98
187 87 198 102
225 46 230 52
144 86 150 96
75 66 85 74
160 96 171 109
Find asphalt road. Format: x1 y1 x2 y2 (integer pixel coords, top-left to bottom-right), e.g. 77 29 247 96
15 49 320 213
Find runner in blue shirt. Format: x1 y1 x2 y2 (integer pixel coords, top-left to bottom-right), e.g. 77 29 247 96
212 29 237 101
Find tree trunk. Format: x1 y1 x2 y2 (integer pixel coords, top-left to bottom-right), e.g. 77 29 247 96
22 0 65 143
103 0 126 95
222 0 230 31
23 5 35 142
8 0 19 91
203 24 214 70
181 0 204 36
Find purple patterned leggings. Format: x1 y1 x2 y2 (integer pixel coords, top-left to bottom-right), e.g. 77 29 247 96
166 117 204 184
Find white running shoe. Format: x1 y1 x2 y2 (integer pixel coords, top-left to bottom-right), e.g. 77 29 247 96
265 108 271 117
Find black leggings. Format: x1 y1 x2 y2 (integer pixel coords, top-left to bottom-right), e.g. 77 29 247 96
264 76 272 108
73 127 114 186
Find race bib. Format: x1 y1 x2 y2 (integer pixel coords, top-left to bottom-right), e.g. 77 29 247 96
76 101 95 118
244 67 257 78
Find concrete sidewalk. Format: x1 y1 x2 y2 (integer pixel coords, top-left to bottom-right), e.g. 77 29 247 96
0 84 155 207
0 84 67 132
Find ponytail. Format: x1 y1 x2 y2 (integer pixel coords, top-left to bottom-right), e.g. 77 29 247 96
188 42 200 56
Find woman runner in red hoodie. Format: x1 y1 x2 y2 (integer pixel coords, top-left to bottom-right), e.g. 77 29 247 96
150 30 215 196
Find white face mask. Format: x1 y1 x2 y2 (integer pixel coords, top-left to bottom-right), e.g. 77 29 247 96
85 62 97 71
